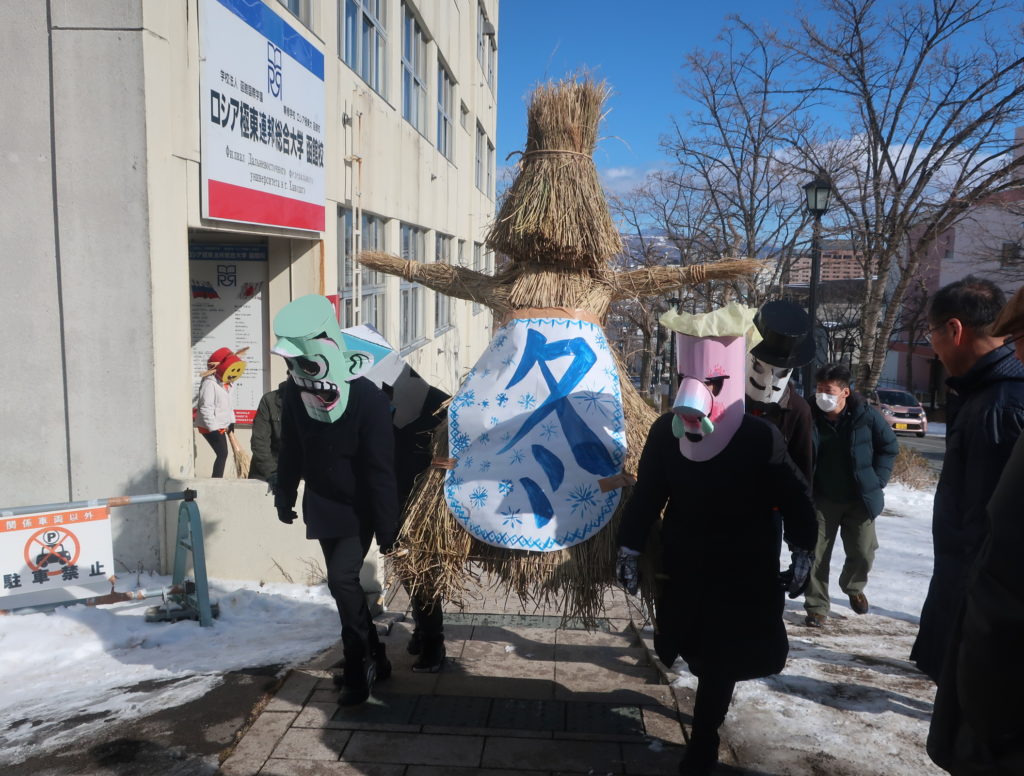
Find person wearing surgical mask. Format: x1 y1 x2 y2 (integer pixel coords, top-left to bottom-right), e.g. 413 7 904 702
804 363 898 628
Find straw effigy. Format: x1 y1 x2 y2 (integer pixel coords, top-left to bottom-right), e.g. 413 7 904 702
489 79 621 268
360 76 762 623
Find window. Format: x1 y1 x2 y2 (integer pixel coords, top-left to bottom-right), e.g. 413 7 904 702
435 233 453 331
400 223 426 346
487 138 494 198
341 0 386 95
457 238 467 266
476 2 486 69
487 35 496 91
460 101 470 131
437 62 455 160
475 123 486 191
338 208 387 331
280 0 313 29
360 213 387 333
472 242 483 313
401 4 428 133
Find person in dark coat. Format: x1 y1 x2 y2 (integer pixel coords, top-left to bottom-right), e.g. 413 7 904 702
744 299 816 484
616 304 817 776
804 363 898 627
272 295 399 707
911 277 1024 681
248 380 287 487
928 286 1024 774
384 363 450 672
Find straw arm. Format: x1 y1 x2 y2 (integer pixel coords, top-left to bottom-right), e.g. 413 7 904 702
610 259 765 301
359 251 499 304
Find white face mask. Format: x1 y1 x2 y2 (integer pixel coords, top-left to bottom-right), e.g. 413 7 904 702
815 392 840 413
745 354 793 404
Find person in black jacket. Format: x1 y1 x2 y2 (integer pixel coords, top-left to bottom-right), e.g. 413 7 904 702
617 304 817 776
911 277 1024 681
383 363 450 672
248 380 287 488
803 363 898 627
745 300 815 483
928 285 1024 775
272 295 399 707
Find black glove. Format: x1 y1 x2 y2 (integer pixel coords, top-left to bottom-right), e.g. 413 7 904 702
616 547 641 596
779 548 814 599
377 535 399 556
274 491 297 525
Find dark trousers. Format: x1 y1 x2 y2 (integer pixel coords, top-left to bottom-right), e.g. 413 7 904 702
410 593 444 642
319 535 381 664
692 675 736 739
201 430 228 478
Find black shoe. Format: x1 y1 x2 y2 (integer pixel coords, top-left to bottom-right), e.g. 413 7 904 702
411 639 445 673
337 658 376 707
407 629 422 656
679 731 720 775
373 644 391 682
333 645 390 688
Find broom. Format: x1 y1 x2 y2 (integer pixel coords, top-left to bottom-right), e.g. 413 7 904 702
227 429 250 479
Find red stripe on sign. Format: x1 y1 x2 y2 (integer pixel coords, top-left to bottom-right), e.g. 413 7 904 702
207 179 325 232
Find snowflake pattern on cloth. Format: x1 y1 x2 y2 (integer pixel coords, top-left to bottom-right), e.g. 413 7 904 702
445 317 627 551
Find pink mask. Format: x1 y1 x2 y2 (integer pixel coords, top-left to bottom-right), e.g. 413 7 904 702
672 333 746 461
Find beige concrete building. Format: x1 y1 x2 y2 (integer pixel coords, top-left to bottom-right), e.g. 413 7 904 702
0 0 499 585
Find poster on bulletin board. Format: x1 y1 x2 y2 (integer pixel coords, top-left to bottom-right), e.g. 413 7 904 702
189 243 267 424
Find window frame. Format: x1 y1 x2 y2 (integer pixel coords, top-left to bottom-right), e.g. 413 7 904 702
434 232 453 332
400 222 427 348
401 3 428 134
340 0 387 95
437 59 455 160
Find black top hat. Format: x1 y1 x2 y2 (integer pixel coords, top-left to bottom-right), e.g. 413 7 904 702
751 300 815 368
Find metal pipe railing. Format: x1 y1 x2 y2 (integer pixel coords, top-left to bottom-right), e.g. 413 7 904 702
0 489 196 517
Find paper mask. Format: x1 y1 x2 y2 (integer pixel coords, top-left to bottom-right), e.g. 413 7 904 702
272 295 373 422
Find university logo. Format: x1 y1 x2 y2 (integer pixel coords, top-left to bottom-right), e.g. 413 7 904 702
267 42 283 99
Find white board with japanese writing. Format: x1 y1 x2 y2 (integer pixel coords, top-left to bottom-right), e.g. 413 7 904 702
199 0 326 232
189 243 267 424
1 508 114 609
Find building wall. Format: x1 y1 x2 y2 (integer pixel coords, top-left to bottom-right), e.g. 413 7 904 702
1 0 497 584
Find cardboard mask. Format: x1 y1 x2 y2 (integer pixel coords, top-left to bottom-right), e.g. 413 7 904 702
745 300 813 403
339 324 435 430
272 295 374 423
745 353 793 404
661 303 757 462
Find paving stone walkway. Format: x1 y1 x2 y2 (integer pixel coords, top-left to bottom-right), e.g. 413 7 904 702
219 583 703 775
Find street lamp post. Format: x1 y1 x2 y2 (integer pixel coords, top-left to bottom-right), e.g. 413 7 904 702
801 176 833 398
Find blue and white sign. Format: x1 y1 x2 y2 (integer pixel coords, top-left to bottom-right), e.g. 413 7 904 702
199 0 326 231
445 318 627 551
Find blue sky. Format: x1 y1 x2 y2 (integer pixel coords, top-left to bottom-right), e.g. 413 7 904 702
496 0 801 193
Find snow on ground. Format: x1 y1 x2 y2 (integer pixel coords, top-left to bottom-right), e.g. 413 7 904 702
670 482 942 775
0 579 339 766
1 483 942 773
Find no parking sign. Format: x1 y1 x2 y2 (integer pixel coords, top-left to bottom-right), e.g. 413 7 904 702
1 507 115 609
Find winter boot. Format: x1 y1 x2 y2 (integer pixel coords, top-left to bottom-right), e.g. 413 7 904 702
337 656 377 707
678 730 720 775
334 644 390 688
372 643 391 682
407 629 422 656
411 636 445 673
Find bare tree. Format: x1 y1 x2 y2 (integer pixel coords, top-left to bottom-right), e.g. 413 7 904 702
777 0 1024 390
663 21 816 306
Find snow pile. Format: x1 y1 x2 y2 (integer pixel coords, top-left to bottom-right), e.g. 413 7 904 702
0 579 339 765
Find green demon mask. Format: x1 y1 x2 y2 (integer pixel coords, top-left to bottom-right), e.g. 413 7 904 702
272 295 374 423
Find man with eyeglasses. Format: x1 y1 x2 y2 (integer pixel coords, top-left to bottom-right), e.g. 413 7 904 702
911 276 1024 682
928 283 1024 774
